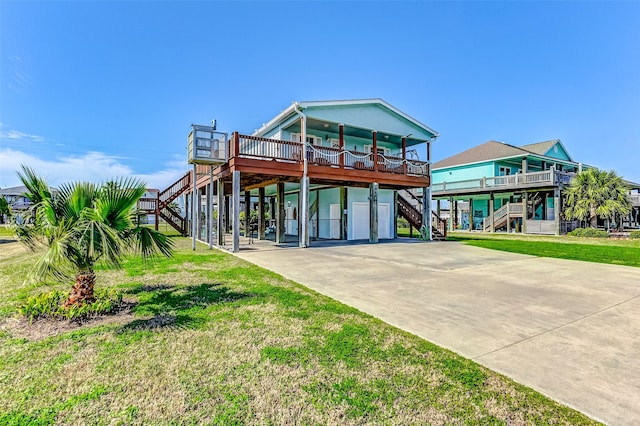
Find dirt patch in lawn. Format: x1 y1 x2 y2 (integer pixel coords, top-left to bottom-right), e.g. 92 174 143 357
0 301 137 341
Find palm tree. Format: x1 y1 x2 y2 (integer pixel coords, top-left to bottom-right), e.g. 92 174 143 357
14 166 173 307
564 168 631 229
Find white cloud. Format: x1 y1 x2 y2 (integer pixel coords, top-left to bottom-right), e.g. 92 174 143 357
0 124 46 143
0 148 186 190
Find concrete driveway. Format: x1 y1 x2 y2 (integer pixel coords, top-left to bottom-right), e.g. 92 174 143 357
236 239 640 425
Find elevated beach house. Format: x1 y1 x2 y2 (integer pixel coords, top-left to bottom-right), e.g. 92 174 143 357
141 99 445 251
431 139 583 235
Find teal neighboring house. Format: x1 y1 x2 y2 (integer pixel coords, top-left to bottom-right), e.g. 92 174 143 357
431 139 582 235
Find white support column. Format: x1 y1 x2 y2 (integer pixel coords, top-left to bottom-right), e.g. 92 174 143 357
232 171 240 253
300 176 310 248
191 164 197 250
369 182 379 243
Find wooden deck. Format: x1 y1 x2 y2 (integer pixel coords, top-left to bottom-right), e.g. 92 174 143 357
432 170 574 197
194 133 430 190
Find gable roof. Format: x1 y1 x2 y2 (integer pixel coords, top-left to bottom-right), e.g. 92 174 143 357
519 139 574 161
432 141 527 169
254 98 439 141
433 139 578 170
519 140 558 155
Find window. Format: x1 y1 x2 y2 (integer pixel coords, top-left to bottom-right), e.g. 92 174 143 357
498 166 511 176
291 133 322 146
364 145 390 156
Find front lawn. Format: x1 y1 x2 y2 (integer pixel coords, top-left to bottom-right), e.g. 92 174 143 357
0 238 599 424
449 232 640 267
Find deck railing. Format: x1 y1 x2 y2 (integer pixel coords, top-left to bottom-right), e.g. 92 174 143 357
631 194 640 207
483 202 523 230
433 170 575 194
238 134 302 162
234 134 429 177
137 198 157 212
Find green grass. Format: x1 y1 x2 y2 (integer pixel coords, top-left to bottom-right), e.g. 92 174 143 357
449 232 640 267
0 238 600 424
0 225 15 238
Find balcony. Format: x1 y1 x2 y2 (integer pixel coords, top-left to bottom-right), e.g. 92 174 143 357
432 170 575 196
230 133 429 179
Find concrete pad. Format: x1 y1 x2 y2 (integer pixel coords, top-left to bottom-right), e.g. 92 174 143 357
235 239 640 425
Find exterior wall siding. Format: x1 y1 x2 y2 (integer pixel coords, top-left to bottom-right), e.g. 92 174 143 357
306 104 434 142
432 162 495 184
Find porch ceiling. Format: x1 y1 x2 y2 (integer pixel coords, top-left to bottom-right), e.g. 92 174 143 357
286 118 425 147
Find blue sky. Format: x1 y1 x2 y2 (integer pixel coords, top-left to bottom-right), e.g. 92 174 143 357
1 1 639 189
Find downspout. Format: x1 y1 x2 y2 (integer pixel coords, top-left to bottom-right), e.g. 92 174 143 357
293 103 309 247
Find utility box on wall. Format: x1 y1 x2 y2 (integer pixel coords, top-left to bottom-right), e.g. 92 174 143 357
187 124 228 165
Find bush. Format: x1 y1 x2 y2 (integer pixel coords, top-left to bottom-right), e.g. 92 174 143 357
567 228 610 238
630 230 640 239
20 288 124 322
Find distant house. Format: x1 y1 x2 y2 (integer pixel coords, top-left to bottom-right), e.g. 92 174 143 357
0 186 32 212
431 140 585 235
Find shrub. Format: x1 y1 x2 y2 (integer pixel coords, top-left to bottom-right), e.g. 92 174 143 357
630 230 640 239
20 288 124 322
567 228 609 238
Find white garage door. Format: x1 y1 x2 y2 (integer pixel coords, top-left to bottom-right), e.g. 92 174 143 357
351 202 390 240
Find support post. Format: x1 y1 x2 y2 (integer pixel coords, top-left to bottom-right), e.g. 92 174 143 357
192 164 197 250
208 167 213 249
155 191 160 231
489 194 495 233
522 192 528 234
369 182 378 243
448 196 454 232
422 186 432 240
258 187 265 240
232 171 240 253
394 191 398 238
276 182 285 243
468 198 473 231
340 187 347 240
300 176 309 248
372 131 378 172
244 190 251 238
554 188 561 235
217 178 224 246
225 196 231 233
401 137 407 175
338 124 344 168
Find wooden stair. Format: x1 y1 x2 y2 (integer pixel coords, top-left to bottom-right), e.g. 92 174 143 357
137 171 192 236
397 190 447 241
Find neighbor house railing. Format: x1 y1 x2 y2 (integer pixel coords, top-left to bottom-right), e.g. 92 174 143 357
482 202 523 230
233 134 429 177
432 170 575 194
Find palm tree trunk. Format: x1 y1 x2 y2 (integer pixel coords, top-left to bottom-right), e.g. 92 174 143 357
64 271 96 307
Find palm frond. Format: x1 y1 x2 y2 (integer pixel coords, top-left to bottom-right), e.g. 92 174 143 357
127 226 174 260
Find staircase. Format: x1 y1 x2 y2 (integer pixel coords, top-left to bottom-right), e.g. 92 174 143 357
137 171 192 236
483 202 524 232
397 189 447 241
